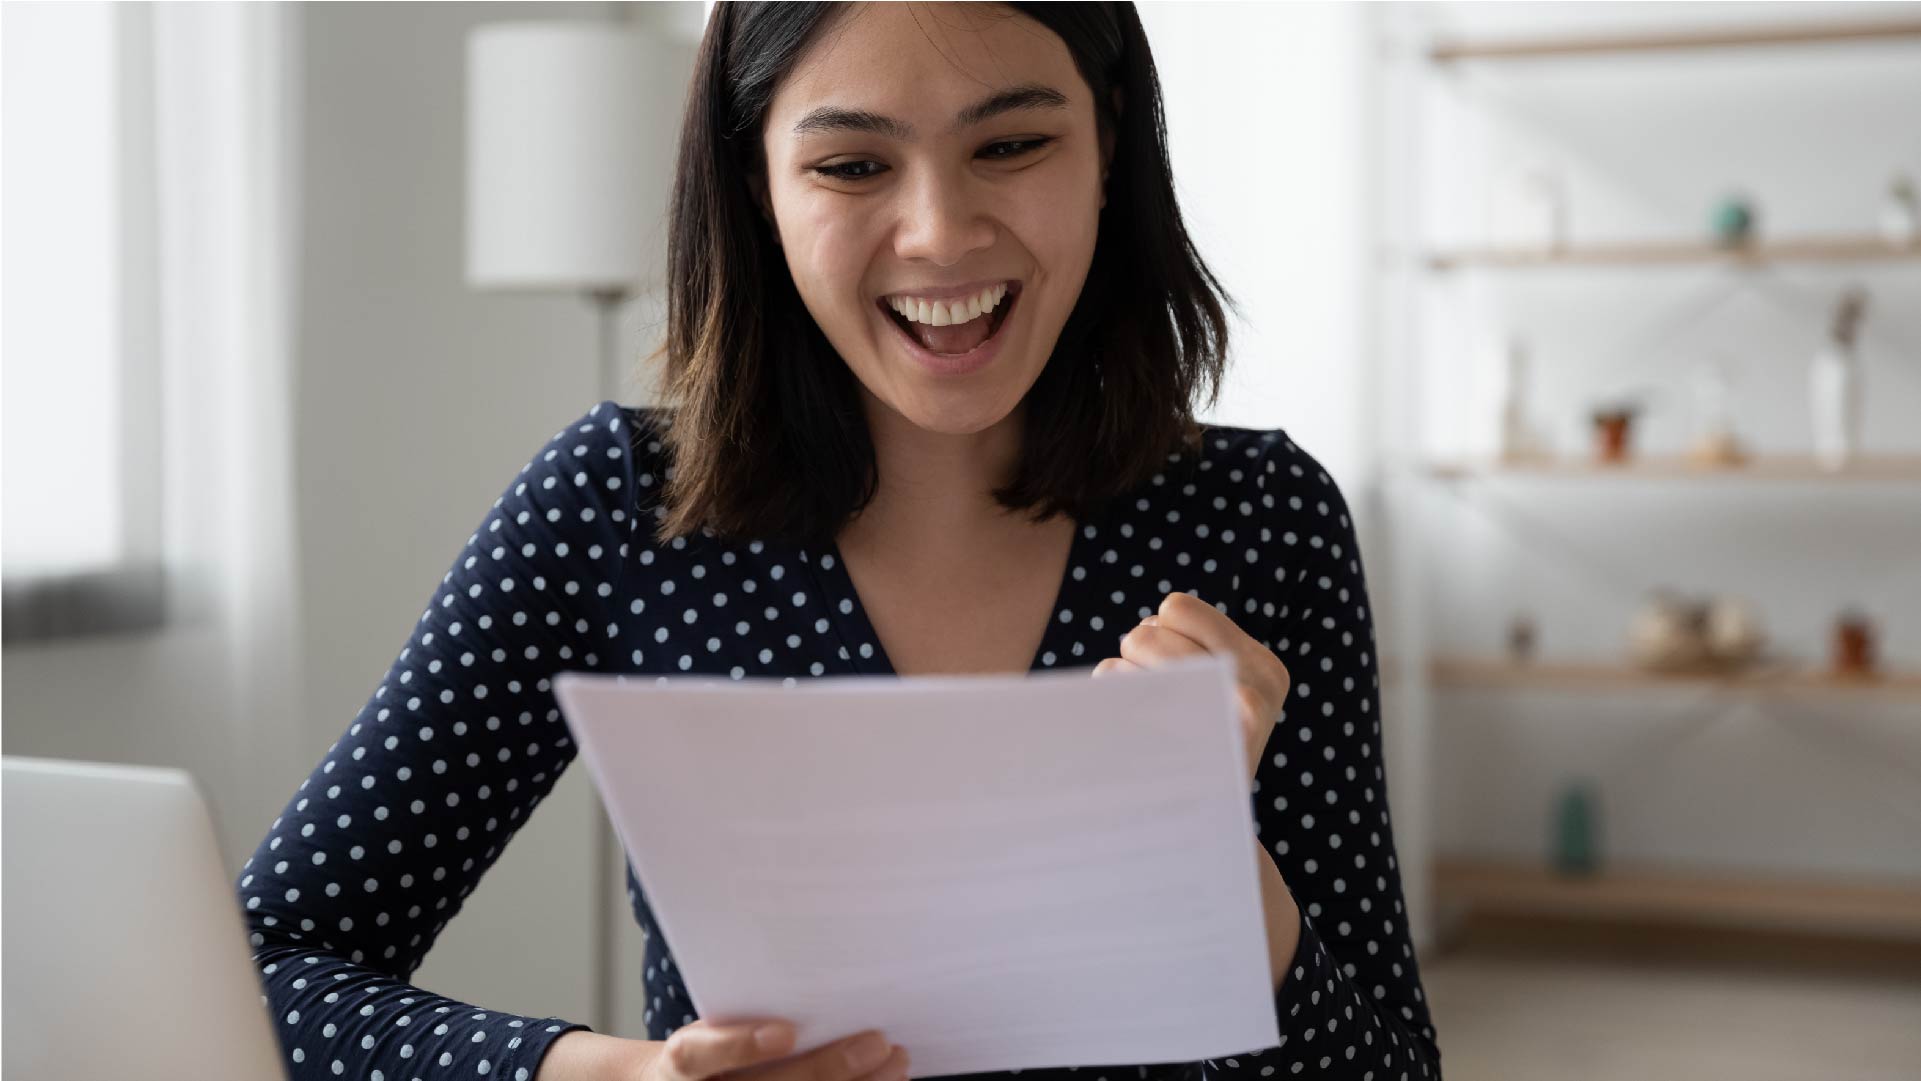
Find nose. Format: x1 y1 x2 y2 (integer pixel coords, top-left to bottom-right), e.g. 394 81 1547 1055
890 168 997 268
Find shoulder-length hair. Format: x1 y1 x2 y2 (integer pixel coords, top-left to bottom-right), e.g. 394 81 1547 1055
647 1 1237 546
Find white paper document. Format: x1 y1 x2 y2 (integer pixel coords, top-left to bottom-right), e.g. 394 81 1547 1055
552 655 1279 1077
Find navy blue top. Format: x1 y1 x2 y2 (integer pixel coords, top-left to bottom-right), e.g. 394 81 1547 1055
237 400 1441 1081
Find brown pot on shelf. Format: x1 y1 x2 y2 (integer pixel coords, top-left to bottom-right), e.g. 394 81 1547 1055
1592 408 1636 463
1833 611 1878 677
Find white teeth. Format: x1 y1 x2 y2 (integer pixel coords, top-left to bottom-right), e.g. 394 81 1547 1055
889 283 1008 327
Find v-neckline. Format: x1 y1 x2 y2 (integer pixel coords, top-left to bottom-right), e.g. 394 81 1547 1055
806 514 1094 678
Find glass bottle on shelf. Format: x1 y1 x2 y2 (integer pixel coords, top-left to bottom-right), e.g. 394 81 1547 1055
1809 286 1868 472
1497 339 1551 464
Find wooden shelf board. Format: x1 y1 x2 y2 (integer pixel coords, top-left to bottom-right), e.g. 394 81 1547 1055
1427 236 1921 270
1425 455 1921 482
1434 858 1921 939
1430 657 1921 698
1429 18 1921 62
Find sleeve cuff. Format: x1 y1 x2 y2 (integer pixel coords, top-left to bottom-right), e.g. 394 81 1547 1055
507 1016 595 1081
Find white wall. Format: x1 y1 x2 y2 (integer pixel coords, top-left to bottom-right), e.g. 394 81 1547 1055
1391 2 1921 880
293 0 616 1027
4 0 701 1038
1141 1 1374 488
295 0 702 1032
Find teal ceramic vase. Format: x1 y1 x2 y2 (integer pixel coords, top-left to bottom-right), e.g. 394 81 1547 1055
1710 195 1756 248
1552 780 1601 876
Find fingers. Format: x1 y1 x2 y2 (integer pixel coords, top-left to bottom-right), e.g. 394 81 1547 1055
1151 592 1288 695
1118 620 1207 668
651 1019 796 1081
1100 592 1281 684
727 1028 898 1081
846 1042 912 1081
1152 590 1247 656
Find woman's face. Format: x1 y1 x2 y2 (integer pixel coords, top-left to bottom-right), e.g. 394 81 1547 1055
753 2 1114 438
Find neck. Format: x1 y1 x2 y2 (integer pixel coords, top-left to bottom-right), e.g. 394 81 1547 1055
847 389 1031 546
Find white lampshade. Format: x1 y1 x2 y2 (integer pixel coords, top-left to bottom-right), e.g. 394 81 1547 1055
465 22 677 293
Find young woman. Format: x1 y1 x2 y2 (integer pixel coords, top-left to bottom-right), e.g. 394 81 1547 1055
236 4 1442 1081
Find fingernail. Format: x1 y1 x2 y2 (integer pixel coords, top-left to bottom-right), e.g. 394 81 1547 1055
1142 615 1159 626
753 1023 787 1050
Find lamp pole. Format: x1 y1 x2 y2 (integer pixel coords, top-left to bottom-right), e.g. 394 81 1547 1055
586 285 628 1036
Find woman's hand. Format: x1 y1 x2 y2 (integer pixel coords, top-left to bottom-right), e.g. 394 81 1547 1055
1092 591 1291 788
540 1021 908 1081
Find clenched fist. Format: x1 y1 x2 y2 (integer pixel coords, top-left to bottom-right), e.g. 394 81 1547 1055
1092 591 1291 788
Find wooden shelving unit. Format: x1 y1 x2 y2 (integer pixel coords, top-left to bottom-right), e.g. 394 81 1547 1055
1385 9 1921 951
1429 18 1921 63
1426 235 1921 271
1434 858 1921 940
1430 657 1921 700
1423 455 1921 483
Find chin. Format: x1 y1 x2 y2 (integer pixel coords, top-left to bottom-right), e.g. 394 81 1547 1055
882 383 1027 437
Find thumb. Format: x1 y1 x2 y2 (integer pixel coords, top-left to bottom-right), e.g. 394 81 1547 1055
646 1020 794 1081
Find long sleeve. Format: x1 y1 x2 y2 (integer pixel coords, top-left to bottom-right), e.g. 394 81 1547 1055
1206 432 1442 1079
235 401 644 1081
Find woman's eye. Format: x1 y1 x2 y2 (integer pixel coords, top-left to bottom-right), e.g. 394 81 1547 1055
810 137 1055 183
979 137 1054 160
813 160 886 182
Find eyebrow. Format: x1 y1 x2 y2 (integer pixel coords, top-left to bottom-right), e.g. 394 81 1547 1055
790 83 1071 141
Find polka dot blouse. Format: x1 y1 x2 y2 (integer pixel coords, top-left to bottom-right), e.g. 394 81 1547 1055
237 400 1442 1081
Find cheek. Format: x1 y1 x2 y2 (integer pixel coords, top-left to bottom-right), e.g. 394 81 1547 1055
1010 202 1084 261
784 216 875 314
1007 183 1100 326
1016 161 1100 244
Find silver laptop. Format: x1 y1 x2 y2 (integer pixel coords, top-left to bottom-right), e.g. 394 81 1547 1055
3 755 286 1080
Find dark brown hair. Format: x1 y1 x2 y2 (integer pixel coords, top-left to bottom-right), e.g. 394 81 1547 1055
647 1 1237 546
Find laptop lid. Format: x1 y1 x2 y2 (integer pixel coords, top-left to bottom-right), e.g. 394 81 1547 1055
3 755 286 1080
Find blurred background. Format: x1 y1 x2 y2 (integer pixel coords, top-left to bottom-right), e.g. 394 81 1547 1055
4 1 1918 1076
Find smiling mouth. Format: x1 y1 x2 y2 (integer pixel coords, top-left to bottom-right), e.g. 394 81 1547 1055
876 282 1021 354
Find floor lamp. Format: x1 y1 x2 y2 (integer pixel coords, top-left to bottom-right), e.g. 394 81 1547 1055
464 19 674 1037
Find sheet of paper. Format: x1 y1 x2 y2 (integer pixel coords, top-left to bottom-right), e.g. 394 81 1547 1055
553 655 1279 1077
